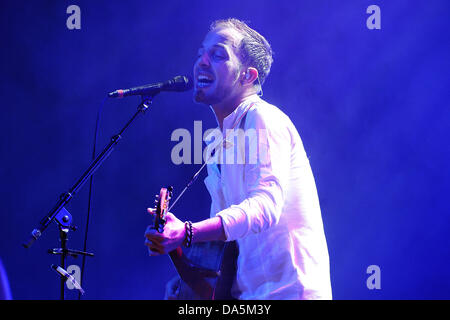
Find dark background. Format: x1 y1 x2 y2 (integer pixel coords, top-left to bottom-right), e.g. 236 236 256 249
1 0 449 299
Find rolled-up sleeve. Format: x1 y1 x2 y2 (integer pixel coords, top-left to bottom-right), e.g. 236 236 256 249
216 107 292 241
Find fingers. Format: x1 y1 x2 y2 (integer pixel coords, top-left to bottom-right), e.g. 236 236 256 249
144 209 179 257
148 208 176 220
145 239 164 256
147 246 160 256
144 225 163 243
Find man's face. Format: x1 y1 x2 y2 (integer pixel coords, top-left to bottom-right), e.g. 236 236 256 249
193 27 244 105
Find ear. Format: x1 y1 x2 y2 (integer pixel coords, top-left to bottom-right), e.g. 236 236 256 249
241 67 259 86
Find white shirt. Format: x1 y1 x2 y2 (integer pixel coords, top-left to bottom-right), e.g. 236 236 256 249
203 94 332 300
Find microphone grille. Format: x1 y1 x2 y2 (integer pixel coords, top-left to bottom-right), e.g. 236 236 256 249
167 75 193 92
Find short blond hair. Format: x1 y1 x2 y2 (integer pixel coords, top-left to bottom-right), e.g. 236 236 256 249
211 18 273 88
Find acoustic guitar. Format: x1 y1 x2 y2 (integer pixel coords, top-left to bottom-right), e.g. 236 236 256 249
152 186 238 300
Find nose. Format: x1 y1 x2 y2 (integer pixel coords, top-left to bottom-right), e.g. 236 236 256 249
196 51 210 68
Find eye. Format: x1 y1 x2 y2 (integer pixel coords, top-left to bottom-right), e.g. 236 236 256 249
196 48 205 58
212 50 226 60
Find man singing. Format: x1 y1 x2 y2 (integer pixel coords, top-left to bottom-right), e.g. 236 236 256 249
145 18 332 300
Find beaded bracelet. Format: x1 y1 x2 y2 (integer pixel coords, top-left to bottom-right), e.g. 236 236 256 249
183 221 193 248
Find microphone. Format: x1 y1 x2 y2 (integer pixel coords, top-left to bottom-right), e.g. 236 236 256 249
108 75 192 98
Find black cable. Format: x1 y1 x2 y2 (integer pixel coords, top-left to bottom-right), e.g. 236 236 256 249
77 97 106 300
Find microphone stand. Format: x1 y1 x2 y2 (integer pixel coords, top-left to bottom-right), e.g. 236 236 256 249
47 207 93 299
23 95 155 299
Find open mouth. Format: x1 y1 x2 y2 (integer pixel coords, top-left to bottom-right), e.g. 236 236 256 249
196 74 215 88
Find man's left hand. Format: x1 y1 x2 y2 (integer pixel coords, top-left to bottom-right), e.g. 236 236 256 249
144 209 186 256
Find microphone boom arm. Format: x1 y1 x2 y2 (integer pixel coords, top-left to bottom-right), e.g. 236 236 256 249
23 95 154 248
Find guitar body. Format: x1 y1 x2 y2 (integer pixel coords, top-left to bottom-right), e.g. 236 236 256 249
152 187 238 300
173 240 238 300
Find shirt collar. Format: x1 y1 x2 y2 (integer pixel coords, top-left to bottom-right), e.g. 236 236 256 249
204 94 260 147
219 94 260 131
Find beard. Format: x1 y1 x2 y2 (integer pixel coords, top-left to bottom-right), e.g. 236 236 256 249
193 79 239 106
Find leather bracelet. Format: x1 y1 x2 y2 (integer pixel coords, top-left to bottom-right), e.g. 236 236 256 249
183 221 193 248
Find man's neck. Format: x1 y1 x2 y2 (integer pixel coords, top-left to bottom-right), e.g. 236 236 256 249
211 92 256 130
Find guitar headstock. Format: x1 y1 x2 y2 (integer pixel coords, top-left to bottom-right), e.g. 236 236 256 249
153 186 173 232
